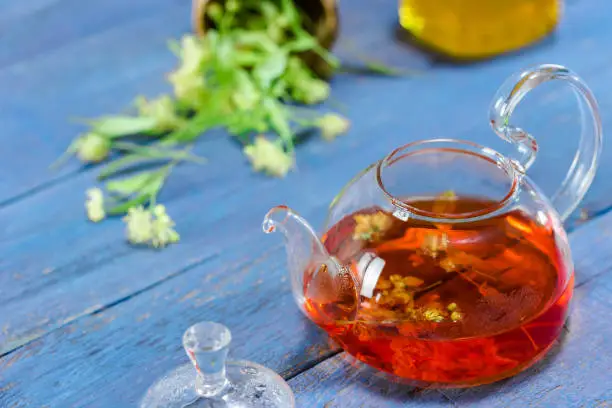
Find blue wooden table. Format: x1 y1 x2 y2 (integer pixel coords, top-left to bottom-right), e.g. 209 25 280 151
2 0 612 406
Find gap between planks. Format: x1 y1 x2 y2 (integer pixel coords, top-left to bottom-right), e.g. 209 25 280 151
0 240 287 358
1 205 611 370
0 0 191 210
0 251 219 358
283 349 343 381
0 168 85 210
0 202 610 397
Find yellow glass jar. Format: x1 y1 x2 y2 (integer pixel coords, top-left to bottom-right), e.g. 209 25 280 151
399 0 561 59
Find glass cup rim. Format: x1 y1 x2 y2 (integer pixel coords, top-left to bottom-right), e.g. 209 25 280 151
376 138 520 222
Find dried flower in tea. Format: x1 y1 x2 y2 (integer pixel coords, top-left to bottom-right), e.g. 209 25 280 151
353 212 393 242
305 197 571 385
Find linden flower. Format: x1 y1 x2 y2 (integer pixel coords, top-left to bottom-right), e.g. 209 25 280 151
85 188 106 223
450 311 463 322
168 35 209 104
447 303 463 322
168 67 206 105
301 79 330 105
285 57 308 81
77 133 111 163
177 35 209 73
318 114 351 141
353 212 392 241
244 136 294 177
231 71 260 111
151 205 180 248
123 206 153 245
432 190 458 215
284 57 331 105
206 3 224 23
290 79 329 105
226 0 239 12
421 232 449 258
423 308 445 323
135 95 184 131
123 205 180 248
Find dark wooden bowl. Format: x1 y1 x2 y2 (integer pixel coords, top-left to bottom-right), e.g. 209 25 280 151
191 0 339 78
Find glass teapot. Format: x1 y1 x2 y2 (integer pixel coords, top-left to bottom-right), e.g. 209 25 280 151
262 64 602 388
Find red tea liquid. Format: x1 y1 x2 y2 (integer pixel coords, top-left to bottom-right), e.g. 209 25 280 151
304 197 572 387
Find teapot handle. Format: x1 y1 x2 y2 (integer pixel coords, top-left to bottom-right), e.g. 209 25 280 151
490 64 603 222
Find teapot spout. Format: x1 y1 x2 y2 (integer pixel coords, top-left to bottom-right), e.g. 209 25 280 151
263 205 322 248
263 206 330 306
263 206 357 321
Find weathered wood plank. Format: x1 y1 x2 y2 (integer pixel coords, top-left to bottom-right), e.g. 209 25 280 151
290 211 612 407
1 0 612 406
0 0 182 68
291 357 452 407
2 0 612 223
0 238 336 407
1 183 611 407
3 80 607 355
2 0 612 364
0 123 370 354
0 0 188 204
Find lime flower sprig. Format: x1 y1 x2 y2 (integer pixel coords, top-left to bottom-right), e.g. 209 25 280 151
84 161 174 215
59 0 400 248
87 188 180 249
85 188 106 223
123 205 180 248
104 162 176 215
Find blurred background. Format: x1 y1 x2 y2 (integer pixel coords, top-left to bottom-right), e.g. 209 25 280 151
1 0 609 227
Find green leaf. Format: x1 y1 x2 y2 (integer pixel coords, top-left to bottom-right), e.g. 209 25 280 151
142 170 167 196
206 2 224 25
167 39 181 56
106 172 155 196
215 36 236 67
232 69 261 110
112 141 205 163
260 1 280 20
226 110 269 136
90 116 158 137
97 154 152 180
107 194 151 215
313 44 340 69
233 49 263 66
233 30 279 53
270 77 289 98
106 163 171 198
283 37 316 52
164 111 223 143
264 98 293 149
254 50 288 89
361 60 405 76
280 0 300 26
50 138 81 170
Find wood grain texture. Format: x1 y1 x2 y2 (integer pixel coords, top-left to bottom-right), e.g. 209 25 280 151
0 0 187 205
2 0 611 351
1 195 611 407
290 210 612 407
0 247 337 407
1 0 612 217
1 0 612 406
